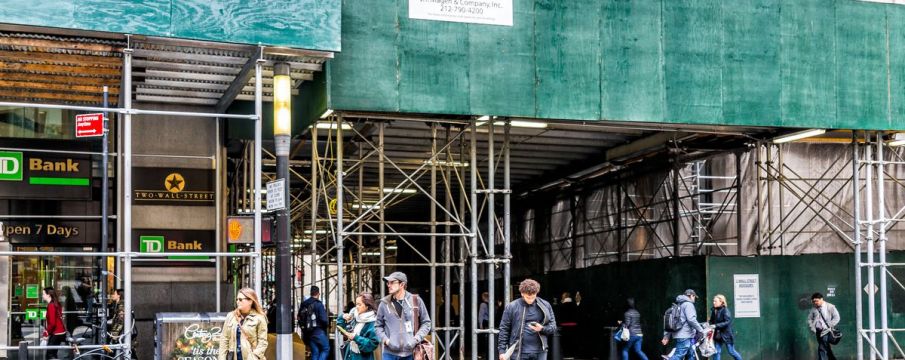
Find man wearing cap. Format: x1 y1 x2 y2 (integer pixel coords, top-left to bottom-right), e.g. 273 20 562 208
661 289 705 360
298 286 330 360
375 271 432 360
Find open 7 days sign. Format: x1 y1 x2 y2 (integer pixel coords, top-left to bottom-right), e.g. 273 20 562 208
0 151 91 199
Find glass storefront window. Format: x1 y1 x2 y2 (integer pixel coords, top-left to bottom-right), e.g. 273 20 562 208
0 107 75 140
7 247 99 346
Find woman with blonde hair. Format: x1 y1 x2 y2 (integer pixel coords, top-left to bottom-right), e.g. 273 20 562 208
219 288 269 360
709 294 743 360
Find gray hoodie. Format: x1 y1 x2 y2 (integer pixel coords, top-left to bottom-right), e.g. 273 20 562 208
374 291 432 357
662 295 705 340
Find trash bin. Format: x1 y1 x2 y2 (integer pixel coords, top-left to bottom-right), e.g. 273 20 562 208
603 326 619 360
155 312 228 360
551 326 562 360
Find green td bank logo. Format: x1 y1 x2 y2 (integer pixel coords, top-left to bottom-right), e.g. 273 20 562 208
0 151 22 181
140 235 164 253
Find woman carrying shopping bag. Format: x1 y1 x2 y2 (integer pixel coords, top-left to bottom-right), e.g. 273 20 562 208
620 298 648 360
709 295 742 360
337 292 381 360
219 288 268 360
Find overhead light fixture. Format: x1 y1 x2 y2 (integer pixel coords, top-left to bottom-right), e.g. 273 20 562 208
476 115 491 121
889 133 905 147
423 160 469 167
772 129 826 144
315 122 352 130
382 188 416 194
386 245 397 250
320 109 334 119
304 230 330 235
495 120 548 129
351 203 382 210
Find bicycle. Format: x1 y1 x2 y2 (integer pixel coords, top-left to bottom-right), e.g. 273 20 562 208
68 325 134 360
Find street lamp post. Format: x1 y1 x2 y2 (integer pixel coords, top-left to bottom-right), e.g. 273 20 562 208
273 62 293 360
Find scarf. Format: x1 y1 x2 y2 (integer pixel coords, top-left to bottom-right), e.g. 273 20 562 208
348 309 377 354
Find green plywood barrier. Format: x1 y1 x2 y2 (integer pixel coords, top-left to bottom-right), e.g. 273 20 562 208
527 252 905 359
329 0 905 130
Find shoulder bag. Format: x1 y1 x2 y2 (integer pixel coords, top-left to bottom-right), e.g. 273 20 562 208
412 295 435 360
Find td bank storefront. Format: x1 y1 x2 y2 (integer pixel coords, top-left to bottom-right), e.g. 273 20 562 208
0 108 114 348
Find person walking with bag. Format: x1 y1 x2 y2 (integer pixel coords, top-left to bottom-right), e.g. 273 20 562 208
709 295 741 360
808 293 840 360
620 298 648 360
219 287 268 360
337 293 381 360
42 287 66 360
375 272 432 360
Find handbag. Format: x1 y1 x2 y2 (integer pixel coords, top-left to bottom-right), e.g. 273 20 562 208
412 295 435 360
613 326 630 342
817 306 843 345
698 330 717 357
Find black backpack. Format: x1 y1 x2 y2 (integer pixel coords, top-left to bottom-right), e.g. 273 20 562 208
663 302 685 333
297 301 318 333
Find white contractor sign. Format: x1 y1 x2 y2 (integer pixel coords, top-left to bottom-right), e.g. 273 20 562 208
733 274 761 318
409 0 513 26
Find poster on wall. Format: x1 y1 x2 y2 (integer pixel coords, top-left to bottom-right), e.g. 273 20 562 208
409 0 513 26
733 274 760 318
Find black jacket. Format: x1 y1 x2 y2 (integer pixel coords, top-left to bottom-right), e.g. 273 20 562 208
497 297 557 355
710 306 735 344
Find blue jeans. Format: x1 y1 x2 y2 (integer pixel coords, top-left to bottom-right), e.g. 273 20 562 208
620 335 649 360
310 332 330 360
383 353 414 360
668 338 694 360
713 342 742 360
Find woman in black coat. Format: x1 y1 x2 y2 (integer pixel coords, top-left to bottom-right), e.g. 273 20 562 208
709 294 743 360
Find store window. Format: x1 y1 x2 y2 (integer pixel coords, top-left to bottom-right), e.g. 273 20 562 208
8 249 100 346
0 107 78 140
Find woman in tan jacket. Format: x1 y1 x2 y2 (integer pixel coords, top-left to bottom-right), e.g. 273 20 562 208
219 287 269 360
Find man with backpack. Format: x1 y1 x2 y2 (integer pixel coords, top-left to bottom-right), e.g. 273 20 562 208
375 271 433 360
661 289 706 360
298 286 329 360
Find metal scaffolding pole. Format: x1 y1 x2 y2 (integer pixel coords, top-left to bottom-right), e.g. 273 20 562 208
254 56 264 297
336 115 346 360
487 121 496 360
876 133 890 359
866 137 878 360
122 46 134 360
853 135 864 360
503 121 512 304
379 123 386 299
431 124 439 349
470 122 479 360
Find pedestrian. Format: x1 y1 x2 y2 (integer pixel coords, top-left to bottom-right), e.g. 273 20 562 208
661 289 705 360
42 287 66 360
109 289 138 359
375 271 432 360
808 293 840 360
557 292 577 357
218 287 268 360
620 298 648 360
298 286 330 360
709 295 741 360
479 292 490 358
497 279 557 360
337 292 381 360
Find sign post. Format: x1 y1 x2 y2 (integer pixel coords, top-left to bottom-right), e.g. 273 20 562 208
266 179 286 211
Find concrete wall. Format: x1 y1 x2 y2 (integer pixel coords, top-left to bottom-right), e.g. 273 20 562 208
128 103 226 359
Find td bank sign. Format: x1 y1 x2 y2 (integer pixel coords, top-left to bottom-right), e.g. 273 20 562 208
134 230 215 267
0 151 91 200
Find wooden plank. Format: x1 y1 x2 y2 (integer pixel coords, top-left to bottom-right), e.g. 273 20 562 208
0 89 118 103
0 50 121 67
0 72 120 87
0 79 120 94
132 48 248 65
0 36 122 53
0 61 121 77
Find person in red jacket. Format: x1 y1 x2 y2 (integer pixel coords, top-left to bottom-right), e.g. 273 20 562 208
42 287 66 360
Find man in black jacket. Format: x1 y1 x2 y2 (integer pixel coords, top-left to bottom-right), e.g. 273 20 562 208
298 286 330 360
497 279 557 360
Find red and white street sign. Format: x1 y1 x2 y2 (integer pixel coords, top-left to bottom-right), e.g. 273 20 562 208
75 113 104 138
